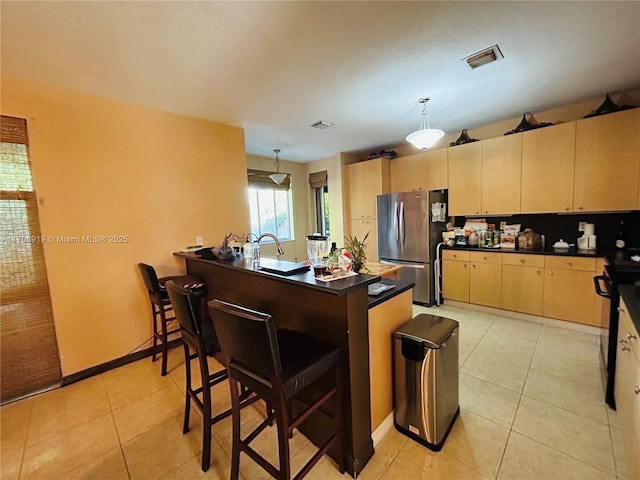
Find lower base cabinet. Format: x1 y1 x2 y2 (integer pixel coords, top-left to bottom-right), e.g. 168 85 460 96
614 296 640 480
442 250 600 328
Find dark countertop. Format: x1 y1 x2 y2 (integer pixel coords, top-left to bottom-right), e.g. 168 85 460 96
174 252 381 296
619 284 640 335
367 277 415 309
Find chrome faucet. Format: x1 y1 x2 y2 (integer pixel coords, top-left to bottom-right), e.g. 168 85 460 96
256 233 285 259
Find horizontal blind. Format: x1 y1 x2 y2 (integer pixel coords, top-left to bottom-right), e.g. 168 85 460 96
1 115 61 403
247 169 291 190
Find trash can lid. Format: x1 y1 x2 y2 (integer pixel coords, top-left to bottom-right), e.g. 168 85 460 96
393 314 459 349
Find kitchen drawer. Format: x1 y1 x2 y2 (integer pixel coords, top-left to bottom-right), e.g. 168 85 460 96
442 250 470 262
502 253 545 268
469 251 502 264
544 256 596 272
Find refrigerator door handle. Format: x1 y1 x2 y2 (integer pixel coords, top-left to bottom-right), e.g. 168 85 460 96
399 201 405 247
393 201 400 243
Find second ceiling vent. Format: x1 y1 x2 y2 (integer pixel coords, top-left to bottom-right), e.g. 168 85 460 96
462 44 504 70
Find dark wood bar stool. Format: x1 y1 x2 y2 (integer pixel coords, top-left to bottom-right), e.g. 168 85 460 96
137 263 201 376
165 281 259 472
208 299 345 480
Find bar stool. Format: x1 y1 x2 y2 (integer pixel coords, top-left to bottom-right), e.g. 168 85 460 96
208 298 345 480
137 263 201 376
165 281 259 472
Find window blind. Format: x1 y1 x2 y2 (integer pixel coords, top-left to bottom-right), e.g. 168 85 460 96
247 169 291 190
1 115 61 403
309 171 327 189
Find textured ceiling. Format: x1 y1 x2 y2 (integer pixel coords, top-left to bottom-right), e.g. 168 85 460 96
2 1 639 162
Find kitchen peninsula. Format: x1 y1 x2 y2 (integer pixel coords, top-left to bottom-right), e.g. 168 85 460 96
174 252 414 477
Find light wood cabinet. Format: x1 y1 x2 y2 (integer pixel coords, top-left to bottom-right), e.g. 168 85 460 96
542 256 597 325
346 158 390 219
469 251 502 308
614 296 640 480
390 149 448 193
349 219 378 263
521 122 576 213
481 134 522 215
501 254 545 315
448 142 482 216
442 250 469 302
574 108 640 212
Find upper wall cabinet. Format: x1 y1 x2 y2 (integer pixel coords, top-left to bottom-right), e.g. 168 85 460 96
448 142 482 216
346 158 390 219
390 149 448 193
481 134 522 215
574 108 640 212
521 122 576 213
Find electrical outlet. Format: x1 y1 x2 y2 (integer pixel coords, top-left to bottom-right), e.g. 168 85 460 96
196 236 203 246
499 221 506 230
578 222 586 232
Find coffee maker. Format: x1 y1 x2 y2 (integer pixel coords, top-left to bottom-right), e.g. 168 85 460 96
577 223 596 250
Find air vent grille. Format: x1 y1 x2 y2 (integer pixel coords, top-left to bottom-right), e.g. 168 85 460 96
310 121 333 129
463 45 504 70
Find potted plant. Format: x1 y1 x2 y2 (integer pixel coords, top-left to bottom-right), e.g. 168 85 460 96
344 232 369 273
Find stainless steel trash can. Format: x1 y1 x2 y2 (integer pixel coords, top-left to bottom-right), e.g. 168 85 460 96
393 314 459 451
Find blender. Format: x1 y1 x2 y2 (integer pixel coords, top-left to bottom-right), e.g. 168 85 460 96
306 235 328 276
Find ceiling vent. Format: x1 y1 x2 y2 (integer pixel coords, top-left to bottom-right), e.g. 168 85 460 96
463 44 504 70
310 121 333 129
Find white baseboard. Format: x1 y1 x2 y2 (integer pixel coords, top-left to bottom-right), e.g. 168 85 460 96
442 300 603 336
372 411 395 447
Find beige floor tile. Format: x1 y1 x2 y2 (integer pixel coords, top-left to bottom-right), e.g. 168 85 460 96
538 323 599 347
442 409 510 479
159 437 232 480
21 413 121 480
473 333 537 366
610 426 630 479
484 316 542 345
357 427 408 480
535 332 601 364
217 417 310 480
103 357 178 410
460 348 530 393
512 396 615 474
498 431 616 480
523 368 608 424
57 448 129 480
26 375 111 447
530 347 602 388
1 398 33 480
113 383 185 444
123 413 204 480
380 437 491 480
607 405 620 428
288 441 345 480
459 372 521 428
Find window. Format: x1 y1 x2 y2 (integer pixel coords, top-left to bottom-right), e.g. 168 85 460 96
309 170 329 237
247 169 294 241
1 116 61 403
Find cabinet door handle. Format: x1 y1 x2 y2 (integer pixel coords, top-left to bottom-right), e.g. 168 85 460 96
463 264 467 269
483 255 488 260
577 206 584 210
484 210 488 214
627 333 637 340
475 210 479 214
472 264 476 269
620 338 628 344
635 386 640 395
548 270 553 275
621 346 630 351
520 258 525 263
536 270 541 275
618 307 625 313
564 206 570 211
566 261 572 266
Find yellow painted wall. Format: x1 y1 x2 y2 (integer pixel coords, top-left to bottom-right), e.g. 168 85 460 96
1 76 249 376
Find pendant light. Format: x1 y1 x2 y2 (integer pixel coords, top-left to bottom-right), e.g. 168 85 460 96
269 149 288 185
406 97 444 150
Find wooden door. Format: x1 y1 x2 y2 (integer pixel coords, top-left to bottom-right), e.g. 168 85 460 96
448 142 481 216
349 219 378 263
501 255 544 315
481 134 522 215
574 108 640 212
469 252 502 308
542 257 596 325
442 259 469 302
521 122 576 213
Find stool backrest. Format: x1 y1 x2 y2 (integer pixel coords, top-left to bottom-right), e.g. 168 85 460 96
137 263 162 295
208 299 282 380
165 280 204 346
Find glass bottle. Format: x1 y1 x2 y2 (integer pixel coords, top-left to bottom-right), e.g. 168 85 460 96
616 220 626 250
252 240 260 263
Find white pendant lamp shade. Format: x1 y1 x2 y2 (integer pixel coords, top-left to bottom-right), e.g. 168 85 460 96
406 97 444 150
269 149 289 185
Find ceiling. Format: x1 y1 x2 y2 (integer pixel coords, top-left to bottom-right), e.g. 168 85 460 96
2 1 639 162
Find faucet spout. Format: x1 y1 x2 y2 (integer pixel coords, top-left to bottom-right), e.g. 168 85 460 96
256 233 285 259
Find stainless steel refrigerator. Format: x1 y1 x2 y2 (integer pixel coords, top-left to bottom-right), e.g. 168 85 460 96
377 190 447 305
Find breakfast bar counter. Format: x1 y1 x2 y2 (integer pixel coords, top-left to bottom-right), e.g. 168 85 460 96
174 252 392 476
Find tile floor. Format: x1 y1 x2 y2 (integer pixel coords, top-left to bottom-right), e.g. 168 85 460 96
0 303 629 480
